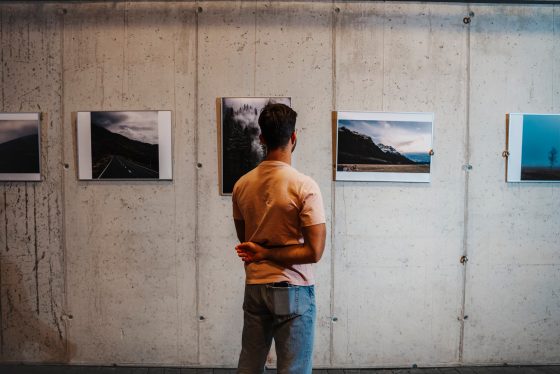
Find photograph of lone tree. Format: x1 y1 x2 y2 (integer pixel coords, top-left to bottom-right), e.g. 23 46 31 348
220 97 291 195
335 111 433 182
521 114 560 181
0 113 41 181
77 110 172 181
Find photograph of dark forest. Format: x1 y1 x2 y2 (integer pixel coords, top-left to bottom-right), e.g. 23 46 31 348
220 97 291 194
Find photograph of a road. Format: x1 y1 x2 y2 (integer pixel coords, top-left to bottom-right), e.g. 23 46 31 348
97 155 159 179
90 111 160 179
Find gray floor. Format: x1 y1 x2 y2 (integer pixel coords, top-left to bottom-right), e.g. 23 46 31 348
1 365 560 374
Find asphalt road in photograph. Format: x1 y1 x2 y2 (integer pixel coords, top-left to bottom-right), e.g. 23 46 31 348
98 155 158 179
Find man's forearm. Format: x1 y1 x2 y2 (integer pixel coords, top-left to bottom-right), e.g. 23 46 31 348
236 223 326 266
262 243 320 265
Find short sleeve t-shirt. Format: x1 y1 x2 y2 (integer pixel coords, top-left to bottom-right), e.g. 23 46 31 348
232 160 325 286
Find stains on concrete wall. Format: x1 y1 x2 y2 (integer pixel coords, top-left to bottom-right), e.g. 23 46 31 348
0 0 558 368
0 3 67 362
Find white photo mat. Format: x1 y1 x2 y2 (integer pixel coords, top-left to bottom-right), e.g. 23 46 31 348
0 112 41 181
77 110 172 180
507 113 560 183
335 111 434 183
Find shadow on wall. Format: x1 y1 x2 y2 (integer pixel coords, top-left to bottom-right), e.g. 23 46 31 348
1 256 75 363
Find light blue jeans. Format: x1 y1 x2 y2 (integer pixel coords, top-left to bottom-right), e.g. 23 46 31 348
237 283 316 374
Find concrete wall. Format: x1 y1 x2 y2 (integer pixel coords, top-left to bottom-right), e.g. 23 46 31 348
0 0 558 368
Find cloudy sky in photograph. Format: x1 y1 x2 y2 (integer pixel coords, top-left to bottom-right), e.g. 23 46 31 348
91 111 158 144
522 114 560 167
339 119 432 154
0 120 39 145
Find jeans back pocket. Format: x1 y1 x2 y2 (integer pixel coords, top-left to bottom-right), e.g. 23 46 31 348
271 286 300 316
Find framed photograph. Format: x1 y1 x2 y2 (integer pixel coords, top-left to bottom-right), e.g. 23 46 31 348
334 111 434 183
506 113 560 182
219 97 291 195
0 112 41 181
77 110 172 180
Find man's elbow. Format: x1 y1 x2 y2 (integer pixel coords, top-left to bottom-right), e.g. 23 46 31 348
309 248 325 263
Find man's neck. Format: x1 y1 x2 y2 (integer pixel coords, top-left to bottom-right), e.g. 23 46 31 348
265 146 292 165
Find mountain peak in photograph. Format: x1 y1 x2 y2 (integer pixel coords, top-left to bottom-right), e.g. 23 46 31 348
337 126 415 165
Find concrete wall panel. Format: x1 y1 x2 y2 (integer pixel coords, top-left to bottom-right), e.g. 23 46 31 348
0 4 66 362
62 2 197 364
254 1 333 366
464 4 560 364
196 1 254 366
332 2 468 366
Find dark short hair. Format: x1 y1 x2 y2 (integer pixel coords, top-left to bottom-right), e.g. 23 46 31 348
258 103 297 150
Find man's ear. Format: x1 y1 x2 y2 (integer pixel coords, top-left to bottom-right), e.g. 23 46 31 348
291 131 297 143
259 134 266 145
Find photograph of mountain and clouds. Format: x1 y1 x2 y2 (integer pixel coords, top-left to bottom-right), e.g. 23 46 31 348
507 113 560 182
77 111 172 180
0 112 41 181
220 97 291 195
335 111 433 182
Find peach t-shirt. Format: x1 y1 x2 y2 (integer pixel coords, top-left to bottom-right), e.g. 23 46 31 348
232 160 325 286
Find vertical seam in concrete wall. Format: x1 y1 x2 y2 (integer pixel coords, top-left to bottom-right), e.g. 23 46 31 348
59 6 70 362
122 1 128 106
172 7 180 361
381 2 386 111
194 1 201 365
253 0 257 96
329 1 336 367
33 184 39 315
458 4 472 364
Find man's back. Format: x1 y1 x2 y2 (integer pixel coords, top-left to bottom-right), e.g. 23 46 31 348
232 160 324 286
232 103 325 374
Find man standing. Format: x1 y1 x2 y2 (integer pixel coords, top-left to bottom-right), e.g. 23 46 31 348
232 103 326 374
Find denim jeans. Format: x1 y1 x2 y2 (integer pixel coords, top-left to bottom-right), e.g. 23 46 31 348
237 283 316 374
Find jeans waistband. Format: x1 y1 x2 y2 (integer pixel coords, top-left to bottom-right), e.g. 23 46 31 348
269 281 291 287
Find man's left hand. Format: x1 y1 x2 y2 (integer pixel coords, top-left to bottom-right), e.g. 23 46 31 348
235 242 267 263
